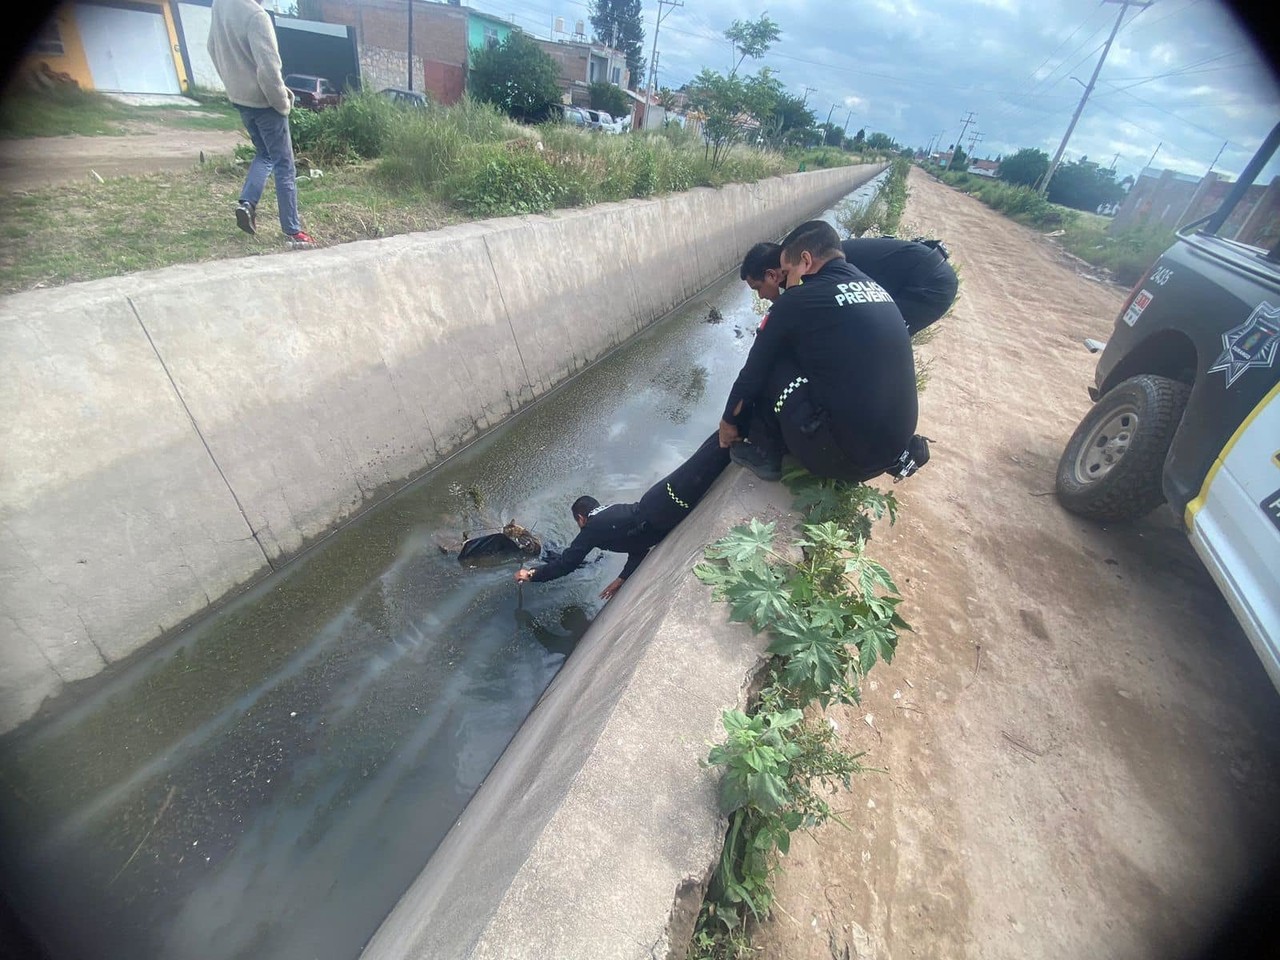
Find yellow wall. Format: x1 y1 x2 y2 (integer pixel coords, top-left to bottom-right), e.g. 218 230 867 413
22 1 189 92
22 6 93 88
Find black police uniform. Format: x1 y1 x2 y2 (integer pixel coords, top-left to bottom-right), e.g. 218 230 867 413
841 237 958 336
725 257 917 483
529 431 729 583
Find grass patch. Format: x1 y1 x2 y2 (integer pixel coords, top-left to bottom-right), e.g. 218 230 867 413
0 86 130 138
0 160 458 293
1056 218 1173 286
0 85 243 138
377 98 788 215
0 93 801 291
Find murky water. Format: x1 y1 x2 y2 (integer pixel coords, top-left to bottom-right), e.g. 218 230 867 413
0 177 884 960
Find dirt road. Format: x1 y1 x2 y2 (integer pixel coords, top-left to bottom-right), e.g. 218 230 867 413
754 168 1280 959
0 122 243 192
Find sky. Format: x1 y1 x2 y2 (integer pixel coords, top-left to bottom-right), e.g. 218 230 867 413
459 0 1280 183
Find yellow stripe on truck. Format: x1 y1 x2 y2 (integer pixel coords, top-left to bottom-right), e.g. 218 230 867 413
1186 381 1280 529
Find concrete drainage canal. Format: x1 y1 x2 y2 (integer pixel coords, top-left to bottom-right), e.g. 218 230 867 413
0 176 887 960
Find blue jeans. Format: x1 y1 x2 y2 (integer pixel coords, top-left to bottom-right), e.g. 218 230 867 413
237 106 301 236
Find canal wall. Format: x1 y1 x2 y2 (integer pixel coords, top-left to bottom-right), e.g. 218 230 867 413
0 163 882 733
362 466 792 960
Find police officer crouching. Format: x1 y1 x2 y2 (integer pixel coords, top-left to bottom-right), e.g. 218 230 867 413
720 220 928 484
740 235 958 335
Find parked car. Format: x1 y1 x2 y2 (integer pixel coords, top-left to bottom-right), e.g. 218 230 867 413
583 109 622 134
560 104 589 127
1055 121 1280 688
285 74 342 111
378 87 429 109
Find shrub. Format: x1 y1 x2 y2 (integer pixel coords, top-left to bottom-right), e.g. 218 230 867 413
448 145 563 216
588 81 630 119
469 32 562 123
288 91 400 163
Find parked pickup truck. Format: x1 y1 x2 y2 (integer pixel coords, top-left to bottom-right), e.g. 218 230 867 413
1056 122 1280 687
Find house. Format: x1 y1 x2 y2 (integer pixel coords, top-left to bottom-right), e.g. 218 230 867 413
970 158 1000 178
533 37 629 108
301 0 516 104
23 1 193 95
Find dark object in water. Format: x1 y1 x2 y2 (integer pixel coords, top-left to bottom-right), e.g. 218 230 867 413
456 522 541 567
705 303 723 323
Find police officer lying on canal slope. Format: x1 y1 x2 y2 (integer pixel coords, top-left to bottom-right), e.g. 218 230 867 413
720 220 927 484
514 431 729 600
740 234 958 334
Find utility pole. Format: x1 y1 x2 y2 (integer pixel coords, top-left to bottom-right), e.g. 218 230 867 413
645 0 684 105
1144 140 1162 174
801 85 816 108
842 109 854 137
825 102 837 127
406 0 414 91
1038 0 1152 196
1109 152 1120 171
967 131 983 160
946 111 976 169
1204 140 1227 177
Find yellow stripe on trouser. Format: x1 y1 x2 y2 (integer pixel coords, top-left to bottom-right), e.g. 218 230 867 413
1184 380 1280 530
666 483 690 510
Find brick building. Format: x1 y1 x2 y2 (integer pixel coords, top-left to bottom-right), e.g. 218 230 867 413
1112 166 1280 250
533 37 629 108
301 0 513 103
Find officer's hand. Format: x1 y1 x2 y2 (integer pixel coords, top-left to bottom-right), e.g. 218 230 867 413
718 418 740 448
599 577 624 601
515 568 534 583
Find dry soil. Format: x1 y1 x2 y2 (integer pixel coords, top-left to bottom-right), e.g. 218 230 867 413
752 167 1280 960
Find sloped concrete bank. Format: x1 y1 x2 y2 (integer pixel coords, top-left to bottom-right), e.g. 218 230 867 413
0 163 883 733
362 466 794 960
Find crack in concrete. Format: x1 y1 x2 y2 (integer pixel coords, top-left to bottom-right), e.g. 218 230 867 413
126 296 277 572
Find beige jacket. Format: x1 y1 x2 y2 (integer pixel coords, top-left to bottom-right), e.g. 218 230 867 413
208 0 291 115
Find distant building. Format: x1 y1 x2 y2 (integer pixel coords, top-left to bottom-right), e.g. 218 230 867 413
533 37 629 108
1112 165 1280 249
970 158 1000 178
302 0 516 103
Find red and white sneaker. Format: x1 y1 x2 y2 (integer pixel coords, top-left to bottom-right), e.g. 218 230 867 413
286 230 316 249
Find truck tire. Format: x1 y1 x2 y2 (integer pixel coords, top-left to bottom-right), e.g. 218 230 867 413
1056 374 1191 523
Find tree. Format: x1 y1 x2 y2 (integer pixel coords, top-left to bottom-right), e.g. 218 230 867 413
949 145 969 172
469 32 563 124
998 147 1049 188
725 15 780 76
818 122 843 147
656 86 679 111
853 128 866 148
687 15 783 167
1046 157 1125 211
589 0 646 90
770 92 816 147
589 81 630 117
866 131 897 152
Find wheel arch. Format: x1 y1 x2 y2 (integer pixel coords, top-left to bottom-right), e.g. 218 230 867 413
1100 329 1199 395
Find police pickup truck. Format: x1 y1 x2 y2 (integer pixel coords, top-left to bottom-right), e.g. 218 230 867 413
1055 122 1280 688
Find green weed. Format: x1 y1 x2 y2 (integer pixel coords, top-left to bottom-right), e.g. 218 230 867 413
689 475 904 957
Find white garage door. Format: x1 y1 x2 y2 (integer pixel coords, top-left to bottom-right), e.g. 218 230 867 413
74 3 181 94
